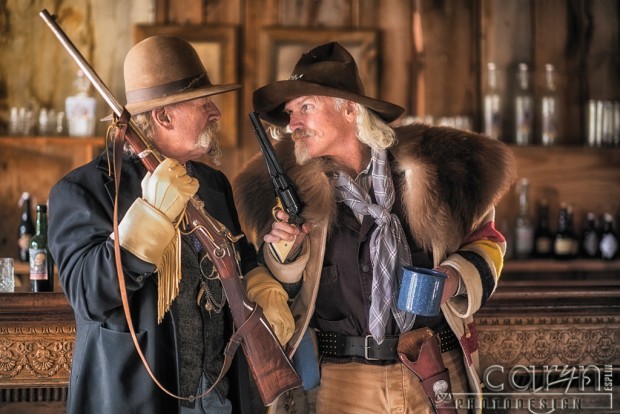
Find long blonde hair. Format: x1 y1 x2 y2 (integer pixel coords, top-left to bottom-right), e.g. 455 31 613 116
334 98 396 150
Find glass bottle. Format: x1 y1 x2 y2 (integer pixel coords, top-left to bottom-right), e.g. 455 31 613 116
514 63 533 146
580 212 600 259
553 203 577 260
65 69 96 137
483 62 502 140
514 178 534 259
498 218 514 260
29 204 55 292
17 192 35 263
533 199 553 258
540 64 558 146
599 213 618 261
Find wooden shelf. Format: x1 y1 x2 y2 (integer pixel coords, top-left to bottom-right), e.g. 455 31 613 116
504 258 620 273
0 135 102 142
0 135 105 259
502 258 620 283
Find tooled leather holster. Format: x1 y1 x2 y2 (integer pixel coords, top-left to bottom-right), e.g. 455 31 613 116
397 328 458 414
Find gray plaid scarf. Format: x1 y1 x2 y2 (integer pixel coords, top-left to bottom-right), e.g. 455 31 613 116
330 148 415 344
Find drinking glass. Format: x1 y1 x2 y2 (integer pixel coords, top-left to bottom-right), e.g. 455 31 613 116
0 258 15 293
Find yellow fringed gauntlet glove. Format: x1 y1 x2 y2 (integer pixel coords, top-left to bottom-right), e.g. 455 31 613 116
246 267 295 346
117 158 198 266
141 158 199 223
117 198 176 265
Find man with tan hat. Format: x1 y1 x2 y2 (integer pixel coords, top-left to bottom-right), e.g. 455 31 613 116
48 35 290 414
234 42 516 413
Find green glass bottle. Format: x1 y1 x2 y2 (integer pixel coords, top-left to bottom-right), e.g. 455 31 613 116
29 204 55 292
17 192 35 262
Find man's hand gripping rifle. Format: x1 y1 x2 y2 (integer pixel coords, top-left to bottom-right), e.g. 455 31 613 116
249 112 305 263
39 9 301 406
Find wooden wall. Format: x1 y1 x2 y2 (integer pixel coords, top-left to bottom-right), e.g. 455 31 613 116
0 0 618 260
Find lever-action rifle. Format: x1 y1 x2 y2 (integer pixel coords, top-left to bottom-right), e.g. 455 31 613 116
249 112 305 263
40 9 301 406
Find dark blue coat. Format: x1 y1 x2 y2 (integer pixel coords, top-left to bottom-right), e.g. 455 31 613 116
48 150 259 414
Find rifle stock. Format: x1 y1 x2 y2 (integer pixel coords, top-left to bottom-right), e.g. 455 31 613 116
40 9 300 406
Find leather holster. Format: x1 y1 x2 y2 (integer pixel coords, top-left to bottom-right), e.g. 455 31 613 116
397 328 457 414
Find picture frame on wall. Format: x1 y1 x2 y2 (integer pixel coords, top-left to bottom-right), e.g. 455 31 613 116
257 27 379 98
133 24 239 148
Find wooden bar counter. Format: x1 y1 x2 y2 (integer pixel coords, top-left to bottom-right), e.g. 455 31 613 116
475 263 620 412
0 269 618 413
0 293 75 414
477 279 620 372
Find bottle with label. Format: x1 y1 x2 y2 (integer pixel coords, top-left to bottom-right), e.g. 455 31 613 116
599 213 618 261
17 192 35 262
540 64 558 146
514 63 533 146
29 204 54 292
514 178 534 259
533 199 553 258
483 62 502 140
553 203 577 260
580 212 600 259
65 69 96 137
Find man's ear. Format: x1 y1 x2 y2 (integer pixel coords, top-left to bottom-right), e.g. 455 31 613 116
344 100 357 121
152 107 172 129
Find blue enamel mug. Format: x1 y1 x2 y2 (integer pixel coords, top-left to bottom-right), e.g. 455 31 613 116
397 266 447 316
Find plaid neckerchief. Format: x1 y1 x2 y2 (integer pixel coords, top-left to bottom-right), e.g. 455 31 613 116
330 148 415 344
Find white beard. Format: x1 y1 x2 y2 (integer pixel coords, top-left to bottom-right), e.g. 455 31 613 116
198 121 221 165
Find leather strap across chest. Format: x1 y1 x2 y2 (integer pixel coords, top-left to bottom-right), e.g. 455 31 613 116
110 110 253 402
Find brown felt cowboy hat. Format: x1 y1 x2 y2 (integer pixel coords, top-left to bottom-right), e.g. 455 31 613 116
253 42 404 127
109 35 240 118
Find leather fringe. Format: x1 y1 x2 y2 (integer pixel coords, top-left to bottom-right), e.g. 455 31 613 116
157 227 182 324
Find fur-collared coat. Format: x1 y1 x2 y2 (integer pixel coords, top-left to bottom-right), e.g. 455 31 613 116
234 123 516 410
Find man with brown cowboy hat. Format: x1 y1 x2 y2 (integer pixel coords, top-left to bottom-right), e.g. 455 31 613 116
48 35 289 414
234 42 516 413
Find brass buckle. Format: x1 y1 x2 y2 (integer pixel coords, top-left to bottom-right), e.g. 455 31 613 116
364 335 379 361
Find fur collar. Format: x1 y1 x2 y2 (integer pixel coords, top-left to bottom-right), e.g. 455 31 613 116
233 123 516 257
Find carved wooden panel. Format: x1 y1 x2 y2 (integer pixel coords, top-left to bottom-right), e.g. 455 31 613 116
473 281 620 412
0 325 74 387
0 293 75 405
477 315 618 369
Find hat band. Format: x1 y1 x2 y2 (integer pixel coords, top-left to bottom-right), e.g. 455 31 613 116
126 74 210 104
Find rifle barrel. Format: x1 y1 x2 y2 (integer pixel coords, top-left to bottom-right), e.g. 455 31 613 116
39 9 123 116
39 9 162 164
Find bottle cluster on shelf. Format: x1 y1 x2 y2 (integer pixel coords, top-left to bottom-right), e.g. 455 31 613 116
8 106 66 136
510 177 619 261
482 62 620 147
483 62 558 146
7 70 96 138
586 99 620 148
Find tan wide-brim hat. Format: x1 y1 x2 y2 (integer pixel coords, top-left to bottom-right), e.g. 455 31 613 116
117 35 241 116
253 42 404 127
